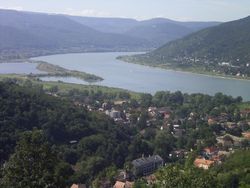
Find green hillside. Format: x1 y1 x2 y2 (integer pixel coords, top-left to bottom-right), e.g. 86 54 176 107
122 16 250 78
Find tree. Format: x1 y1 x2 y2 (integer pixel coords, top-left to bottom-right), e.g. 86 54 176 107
1 130 72 188
140 93 152 107
155 164 217 188
154 132 175 161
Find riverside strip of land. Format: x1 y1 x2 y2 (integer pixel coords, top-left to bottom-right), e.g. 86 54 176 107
33 61 103 83
117 55 250 82
0 58 104 83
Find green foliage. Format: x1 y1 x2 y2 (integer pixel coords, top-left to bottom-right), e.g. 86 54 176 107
0 80 248 186
0 82 131 184
133 179 148 188
0 130 72 188
154 132 175 161
155 164 218 188
125 16 250 78
153 150 250 188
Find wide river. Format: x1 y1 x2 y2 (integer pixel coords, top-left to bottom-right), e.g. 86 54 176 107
2 52 250 101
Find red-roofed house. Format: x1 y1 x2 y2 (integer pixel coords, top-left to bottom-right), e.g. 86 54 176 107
194 158 214 170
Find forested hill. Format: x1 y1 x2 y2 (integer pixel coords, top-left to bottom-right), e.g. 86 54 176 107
135 15 250 65
0 9 149 60
69 16 220 48
0 9 220 60
0 81 131 186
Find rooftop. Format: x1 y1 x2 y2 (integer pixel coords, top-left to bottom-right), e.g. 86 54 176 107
132 155 163 167
194 158 214 166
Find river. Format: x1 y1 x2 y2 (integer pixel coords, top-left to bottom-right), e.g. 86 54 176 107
2 52 250 101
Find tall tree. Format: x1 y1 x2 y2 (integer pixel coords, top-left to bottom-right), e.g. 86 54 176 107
1 130 72 188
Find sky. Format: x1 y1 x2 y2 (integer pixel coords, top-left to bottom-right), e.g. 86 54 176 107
0 0 250 22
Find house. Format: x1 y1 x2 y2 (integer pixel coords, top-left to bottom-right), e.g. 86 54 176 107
145 174 157 185
217 135 234 148
226 122 237 129
158 107 172 119
114 100 127 106
169 149 187 159
116 170 128 181
113 181 134 188
113 181 125 188
203 147 218 156
242 132 250 140
102 102 112 110
132 155 163 177
71 184 86 188
148 107 158 117
106 109 121 119
208 118 218 125
194 158 214 170
240 109 250 118
217 134 244 148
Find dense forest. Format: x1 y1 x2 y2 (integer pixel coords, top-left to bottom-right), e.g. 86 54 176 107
0 81 133 186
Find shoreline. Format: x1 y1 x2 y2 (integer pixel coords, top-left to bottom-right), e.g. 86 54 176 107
0 59 104 83
2 51 250 83
117 57 250 83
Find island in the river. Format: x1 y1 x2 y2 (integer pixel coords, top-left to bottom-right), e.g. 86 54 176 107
29 61 103 83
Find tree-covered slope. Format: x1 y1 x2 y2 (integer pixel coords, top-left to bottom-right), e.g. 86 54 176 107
120 16 250 78
70 16 220 48
124 20 194 47
142 16 250 64
0 9 149 60
0 81 131 184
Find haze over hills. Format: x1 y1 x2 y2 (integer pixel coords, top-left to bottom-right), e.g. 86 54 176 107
0 9 220 60
69 16 220 47
67 16 138 34
122 15 250 78
0 9 149 60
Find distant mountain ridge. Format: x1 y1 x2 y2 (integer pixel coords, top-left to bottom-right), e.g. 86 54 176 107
0 9 150 60
68 16 220 47
0 9 220 60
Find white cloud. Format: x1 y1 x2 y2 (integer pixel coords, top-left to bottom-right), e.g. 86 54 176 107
0 6 23 11
63 8 111 17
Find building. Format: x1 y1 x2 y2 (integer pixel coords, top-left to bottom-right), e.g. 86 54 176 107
106 109 121 119
203 147 218 156
194 158 214 170
132 155 164 177
242 132 250 140
113 181 134 188
71 184 86 188
158 107 172 119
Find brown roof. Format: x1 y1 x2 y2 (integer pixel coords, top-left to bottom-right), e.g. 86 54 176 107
194 158 214 166
114 181 125 188
71 184 86 188
125 181 134 188
204 147 217 154
242 132 250 140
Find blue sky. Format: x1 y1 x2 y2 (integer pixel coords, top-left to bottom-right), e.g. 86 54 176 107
0 0 250 21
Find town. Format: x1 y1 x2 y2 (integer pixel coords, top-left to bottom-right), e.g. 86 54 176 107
48 87 250 188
